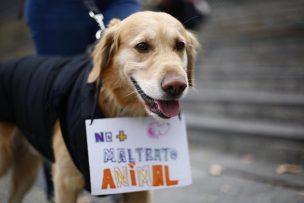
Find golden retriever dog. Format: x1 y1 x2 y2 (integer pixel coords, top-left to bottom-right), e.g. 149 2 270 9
0 11 198 203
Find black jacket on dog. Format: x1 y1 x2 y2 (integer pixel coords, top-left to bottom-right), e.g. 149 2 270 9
0 55 104 191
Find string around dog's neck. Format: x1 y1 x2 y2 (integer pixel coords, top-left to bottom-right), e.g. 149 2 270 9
89 79 102 125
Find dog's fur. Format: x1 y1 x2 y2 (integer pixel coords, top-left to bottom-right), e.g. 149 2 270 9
0 11 198 203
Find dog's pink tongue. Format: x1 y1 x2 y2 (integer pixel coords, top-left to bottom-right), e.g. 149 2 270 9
156 100 180 118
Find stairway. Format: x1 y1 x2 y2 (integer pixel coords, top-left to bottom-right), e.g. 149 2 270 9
183 0 304 140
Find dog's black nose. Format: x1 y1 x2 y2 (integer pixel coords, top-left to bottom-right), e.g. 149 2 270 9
161 76 187 97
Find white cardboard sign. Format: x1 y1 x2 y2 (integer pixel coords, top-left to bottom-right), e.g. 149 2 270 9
85 116 192 195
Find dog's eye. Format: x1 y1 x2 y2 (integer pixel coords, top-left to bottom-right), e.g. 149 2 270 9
135 42 150 53
176 41 185 51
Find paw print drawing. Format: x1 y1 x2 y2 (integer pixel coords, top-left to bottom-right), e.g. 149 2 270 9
147 122 170 139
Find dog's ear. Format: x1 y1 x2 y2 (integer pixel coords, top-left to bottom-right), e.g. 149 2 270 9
108 18 121 27
185 31 199 87
88 20 121 83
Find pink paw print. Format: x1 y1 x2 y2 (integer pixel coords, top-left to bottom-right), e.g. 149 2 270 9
147 122 170 138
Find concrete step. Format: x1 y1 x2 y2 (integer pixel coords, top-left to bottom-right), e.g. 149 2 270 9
201 40 304 73
197 33 304 94
185 114 304 140
182 88 304 139
196 0 304 94
202 0 304 39
182 88 304 125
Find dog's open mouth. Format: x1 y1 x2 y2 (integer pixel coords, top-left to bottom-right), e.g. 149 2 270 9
131 77 180 119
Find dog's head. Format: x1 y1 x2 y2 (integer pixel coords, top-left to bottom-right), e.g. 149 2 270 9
89 11 199 119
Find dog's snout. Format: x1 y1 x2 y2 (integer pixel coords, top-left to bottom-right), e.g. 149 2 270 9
161 75 187 97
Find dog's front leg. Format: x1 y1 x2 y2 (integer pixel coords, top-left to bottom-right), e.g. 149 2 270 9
52 123 85 203
122 191 152 203
0 124 42 203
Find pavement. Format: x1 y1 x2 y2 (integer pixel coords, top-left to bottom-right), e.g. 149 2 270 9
1 0 304 202
1 130 304 203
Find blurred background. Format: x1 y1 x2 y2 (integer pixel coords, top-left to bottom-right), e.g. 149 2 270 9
1 0 304 202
